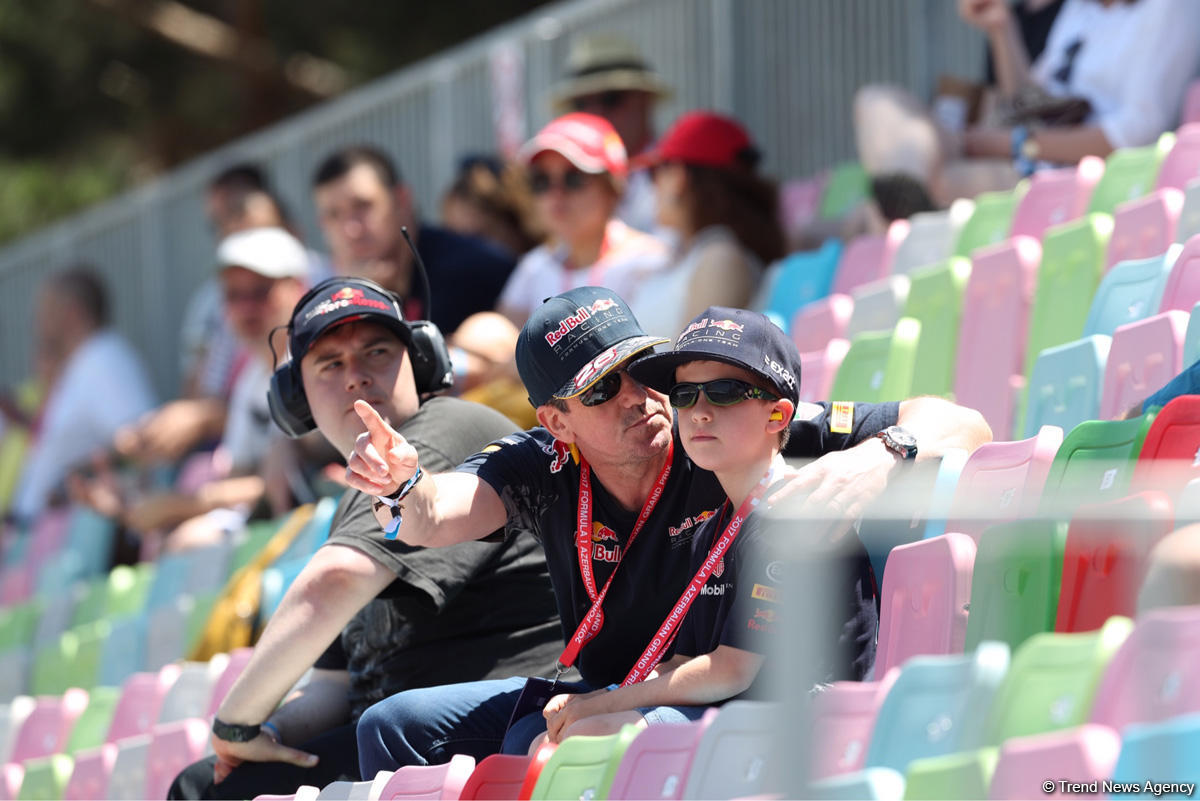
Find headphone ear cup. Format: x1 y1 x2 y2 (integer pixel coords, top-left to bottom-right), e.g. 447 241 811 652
267 362 316 438
406 320 454 394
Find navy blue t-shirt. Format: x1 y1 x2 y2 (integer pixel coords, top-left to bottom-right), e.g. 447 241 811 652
415 224 516 333
456 401 897 688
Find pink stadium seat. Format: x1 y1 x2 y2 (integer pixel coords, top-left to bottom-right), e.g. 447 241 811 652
63 742 118 801
1106 188 1184 271
798 340 850 404
1185 82 1200 126
107 667 180 742
808 671 897 780
1158 233 1200 312
9 688 89 762
0 763 22 800
459 754 533 801
0 563 33 606
1098 311 1187 419
144 717 211 800
790 294 854 353
252 789 319 801
376 754 476 800
1156 124 1200 192
987 724 1121 800
1056 491 1174 633
206 647 255 717
607 712 715 800
945 426 1064 543
832 220 910 296
1010 158 1104 240
874 533 977 676
954 237 1042 438
1133 395 1200 496
779 175 827 239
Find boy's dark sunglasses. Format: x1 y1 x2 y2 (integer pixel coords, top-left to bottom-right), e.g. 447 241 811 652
578 370 627 407
529 169 589 195
669 379 778 409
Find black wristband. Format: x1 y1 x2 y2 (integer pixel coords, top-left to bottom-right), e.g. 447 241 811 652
212 717 262 743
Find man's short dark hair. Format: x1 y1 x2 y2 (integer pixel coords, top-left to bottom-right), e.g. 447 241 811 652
313 145 403 190
53 266 108 328
209 163 269 194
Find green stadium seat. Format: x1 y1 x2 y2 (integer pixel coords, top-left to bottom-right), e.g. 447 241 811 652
1087 133 1175 216
954 188 1022 258
819 162 870 220
1037 413 1156 518
64 686 120 754
831 318 921 403
0 600 41 653
900 258 971 397
15 753 73 801
529 725 638 801
30 620 110 695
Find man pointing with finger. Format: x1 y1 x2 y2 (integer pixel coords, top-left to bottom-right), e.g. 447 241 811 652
349 287 992 775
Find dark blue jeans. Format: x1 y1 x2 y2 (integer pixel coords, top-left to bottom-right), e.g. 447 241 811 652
355 676 591 778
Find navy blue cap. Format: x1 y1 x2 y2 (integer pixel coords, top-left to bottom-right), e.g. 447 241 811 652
288 277 411 362
627 306 801 404
516 287 668 407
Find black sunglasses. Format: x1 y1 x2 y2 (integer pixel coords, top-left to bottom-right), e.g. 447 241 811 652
578 370 626 407
571 91 629 112
529 169 589 195
669 379 778 409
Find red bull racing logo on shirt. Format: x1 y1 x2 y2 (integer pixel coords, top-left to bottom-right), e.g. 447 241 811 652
667 507 720 540
591 521 622 563
542 439 578 474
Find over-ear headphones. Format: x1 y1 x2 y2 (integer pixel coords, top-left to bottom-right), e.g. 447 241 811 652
267 276 453 439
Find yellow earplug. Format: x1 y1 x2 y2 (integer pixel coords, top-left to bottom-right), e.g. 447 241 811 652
769 411 784 422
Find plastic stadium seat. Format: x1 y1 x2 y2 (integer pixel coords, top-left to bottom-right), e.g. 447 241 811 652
370 754 474 800
260 556 309 625
901 618 1132 799
1187 301 1200 366
955 189 1021 258
1159 234 1200 313
900 258 972 397
459 754 532 801
0 763 22 800
0 698 34 765
69 564 155 630
517 743 555 800
762 240 843 329
108 667 179 742
0 564 33 609
145 595 196 670
1038 413 1156 517
818 162 869 220
60 508 117 584
607 714 715 800
1177 179 1200 243
1106 188 1184 271
1086 246 1178 338
829 318 920 403
10 689 89 763
1055 492 1174 633
955 237 1041 437
1022 214 1113 380
31 586 79 651
808 766 904 800
1156 124 1200 192
798 340 850 404
1009 158 1104 240
923 448 969 540
682 701 776 800
16 753 73 801
1091 606 1200 727
846 276 910 337
31 620 108 696
891 201 974 276
1133 396 1200 496
62 742 117 801
158 657 228 723
986 724 1121 800
312 777 381 800
791 294 854 353
275 496 338 566
1023 337 1111 438
832 221 909 296
529 726 637 801
252 788 320 801
1178 478 1200 524
105 732 151 800
0 602 40 655
944 426 1064 543
1186 81 1200 125
1087 133 1174 216
875 534 976 676
63 685 119 754
964 521 1068 653
1100 311 1188 419
96 612 148 689
809 673 897 780
1112 714 1200 798
144 718 212 800
205 647 255 718
779 175 826 238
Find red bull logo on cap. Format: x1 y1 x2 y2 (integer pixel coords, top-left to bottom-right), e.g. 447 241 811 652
303 285 391 322
332 287 364 301
709 319 744 333
590 297 618 313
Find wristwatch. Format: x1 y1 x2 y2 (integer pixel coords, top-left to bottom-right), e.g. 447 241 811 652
876 425 918 461
211 717 262 743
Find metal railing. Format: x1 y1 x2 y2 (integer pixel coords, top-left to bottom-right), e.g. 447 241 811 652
0 0 984 397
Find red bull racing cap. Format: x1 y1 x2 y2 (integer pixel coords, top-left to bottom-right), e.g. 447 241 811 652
627 306 801 404
516 286 668 408
288 277 413 362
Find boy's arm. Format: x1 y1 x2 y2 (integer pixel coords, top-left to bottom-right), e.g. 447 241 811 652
544 646 763 742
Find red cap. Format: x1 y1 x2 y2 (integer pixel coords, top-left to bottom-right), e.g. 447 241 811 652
518 113 628 179
635 111 758 170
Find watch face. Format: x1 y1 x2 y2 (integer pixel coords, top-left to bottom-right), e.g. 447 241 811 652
888 426 917 449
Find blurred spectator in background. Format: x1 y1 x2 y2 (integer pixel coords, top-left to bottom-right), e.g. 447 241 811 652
550 34 672 234
627 112 784 340
496 112 667 326
439 154 543 258
311 145 515 335
856 0 1200 209
11 268 155 526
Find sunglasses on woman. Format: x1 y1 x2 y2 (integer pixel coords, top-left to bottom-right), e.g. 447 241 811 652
668 379 778 409
529 169 590 195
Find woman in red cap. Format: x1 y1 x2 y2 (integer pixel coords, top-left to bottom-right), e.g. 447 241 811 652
627 111 785 340
497 112 667 326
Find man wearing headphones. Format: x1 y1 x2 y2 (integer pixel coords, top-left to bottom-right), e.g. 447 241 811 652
169 277 561 799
